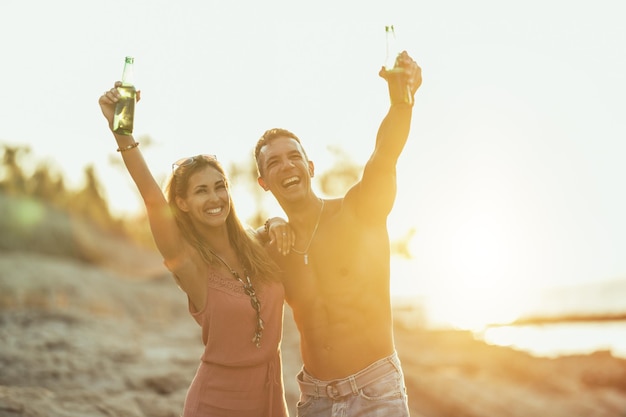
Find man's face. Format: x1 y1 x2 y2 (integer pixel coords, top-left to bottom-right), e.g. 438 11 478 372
257 136 314 204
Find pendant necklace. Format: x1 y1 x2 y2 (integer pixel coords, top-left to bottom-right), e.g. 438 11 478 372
208 249 264 347
291 199 325 265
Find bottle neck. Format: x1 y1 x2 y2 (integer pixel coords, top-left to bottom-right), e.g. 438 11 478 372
121 59 135 86
385 25 400 70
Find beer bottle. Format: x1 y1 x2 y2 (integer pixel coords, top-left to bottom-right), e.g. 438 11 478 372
112 56 136 135
384 26 412 106
384 25 400 71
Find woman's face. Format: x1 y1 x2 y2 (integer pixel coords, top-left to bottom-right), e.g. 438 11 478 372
177 165 231 228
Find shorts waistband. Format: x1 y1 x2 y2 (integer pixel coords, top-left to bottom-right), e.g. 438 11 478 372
297 352 402 400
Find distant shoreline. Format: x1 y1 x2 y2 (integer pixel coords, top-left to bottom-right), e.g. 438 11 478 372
489 313 626 327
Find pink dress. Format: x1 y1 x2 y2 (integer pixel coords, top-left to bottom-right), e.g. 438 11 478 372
182 267 288 417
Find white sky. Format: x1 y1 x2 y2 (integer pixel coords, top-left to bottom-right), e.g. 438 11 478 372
2 0 626 323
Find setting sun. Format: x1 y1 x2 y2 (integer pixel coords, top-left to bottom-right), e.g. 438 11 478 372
393 175 534 331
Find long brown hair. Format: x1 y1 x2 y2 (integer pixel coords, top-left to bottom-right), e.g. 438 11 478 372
164 155 280 285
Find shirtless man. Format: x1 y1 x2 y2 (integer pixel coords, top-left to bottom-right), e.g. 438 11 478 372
256 51 421 416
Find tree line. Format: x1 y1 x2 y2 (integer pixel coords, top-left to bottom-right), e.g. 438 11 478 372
0 141 412 256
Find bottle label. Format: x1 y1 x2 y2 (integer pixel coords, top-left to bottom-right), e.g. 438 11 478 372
113 86 136 135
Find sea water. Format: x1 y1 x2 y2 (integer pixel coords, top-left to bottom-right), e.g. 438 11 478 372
478 321 626 359
394 301 626 359
390 259 626 359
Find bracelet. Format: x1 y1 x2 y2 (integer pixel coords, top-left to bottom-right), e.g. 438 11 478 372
264 218 271 234
117 142 140 152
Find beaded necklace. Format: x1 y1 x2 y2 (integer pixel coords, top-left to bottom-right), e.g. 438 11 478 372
208 249 264 347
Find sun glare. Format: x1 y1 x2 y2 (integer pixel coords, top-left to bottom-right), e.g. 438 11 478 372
393 228 529 332
394 190 535 331
425 290 525 331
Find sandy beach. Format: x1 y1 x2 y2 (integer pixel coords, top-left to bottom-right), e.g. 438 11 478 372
1 198 626 416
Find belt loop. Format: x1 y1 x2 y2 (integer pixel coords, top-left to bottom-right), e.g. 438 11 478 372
388 351 401 373
349 376 359 395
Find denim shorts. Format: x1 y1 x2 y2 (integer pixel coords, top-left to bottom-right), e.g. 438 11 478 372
295 351 410 417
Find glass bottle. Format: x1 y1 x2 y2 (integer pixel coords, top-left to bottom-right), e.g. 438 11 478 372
385 25 399 71
384 26 412 106
112 56 137 135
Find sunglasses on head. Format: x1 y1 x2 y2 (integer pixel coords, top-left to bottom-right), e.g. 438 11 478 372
171 154 217 171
